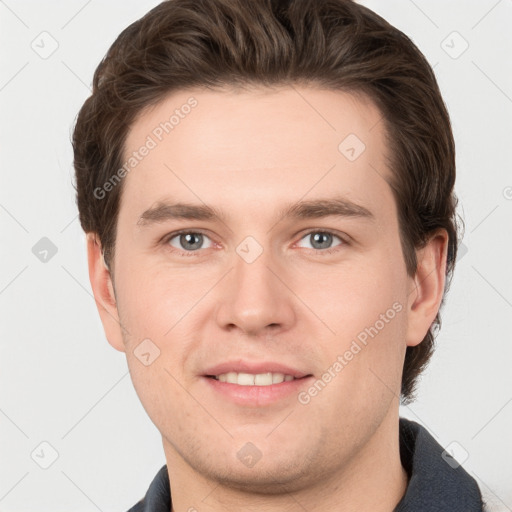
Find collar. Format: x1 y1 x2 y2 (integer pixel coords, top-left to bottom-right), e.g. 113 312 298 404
127 418 484 511
393 418 483 511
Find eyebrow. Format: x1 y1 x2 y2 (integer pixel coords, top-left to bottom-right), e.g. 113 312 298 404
137 197 375 227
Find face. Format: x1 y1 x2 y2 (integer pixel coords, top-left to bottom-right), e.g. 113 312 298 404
89 86 444 493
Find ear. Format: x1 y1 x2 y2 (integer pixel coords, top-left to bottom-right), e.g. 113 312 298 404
86 233 126 352
405 229 449 347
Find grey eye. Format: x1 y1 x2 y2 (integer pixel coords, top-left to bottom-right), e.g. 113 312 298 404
168 232 213 251
297 231 343 250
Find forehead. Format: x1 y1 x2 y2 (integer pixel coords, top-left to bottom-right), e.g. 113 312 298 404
120 86 393 223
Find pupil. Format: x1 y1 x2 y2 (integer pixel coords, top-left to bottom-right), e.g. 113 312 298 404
181 233 202 250
312 232 332 249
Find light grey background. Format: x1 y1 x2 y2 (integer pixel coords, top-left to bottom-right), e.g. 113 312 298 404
0 0 511 510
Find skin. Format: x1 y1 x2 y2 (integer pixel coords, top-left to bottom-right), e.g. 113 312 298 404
87 86 448 511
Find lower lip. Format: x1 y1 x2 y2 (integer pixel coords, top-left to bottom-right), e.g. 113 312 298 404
202 376 313 406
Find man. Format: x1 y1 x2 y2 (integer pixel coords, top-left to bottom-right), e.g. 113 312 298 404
72 0 484 510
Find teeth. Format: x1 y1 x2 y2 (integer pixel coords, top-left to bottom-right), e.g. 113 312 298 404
214 372 297 386
272 372 285 384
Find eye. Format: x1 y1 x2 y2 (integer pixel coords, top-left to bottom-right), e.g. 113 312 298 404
166 231 214 252
162 229 347 255
296 230 346 252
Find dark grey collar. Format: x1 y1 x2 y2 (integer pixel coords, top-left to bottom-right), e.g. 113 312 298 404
127 418 484 512
394 418 483 511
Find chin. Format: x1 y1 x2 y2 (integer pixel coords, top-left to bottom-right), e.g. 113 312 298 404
203 461 317 495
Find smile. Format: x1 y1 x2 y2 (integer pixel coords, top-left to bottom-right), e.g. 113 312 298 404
209 372 297 386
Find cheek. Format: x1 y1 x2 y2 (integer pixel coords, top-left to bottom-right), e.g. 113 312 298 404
294 254 406 335
299 250 408 394
114 258 212 398
115 252 212 339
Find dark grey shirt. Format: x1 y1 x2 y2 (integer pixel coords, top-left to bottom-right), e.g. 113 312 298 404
127 418 484 511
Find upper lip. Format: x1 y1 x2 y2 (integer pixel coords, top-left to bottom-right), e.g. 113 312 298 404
203 361 311 379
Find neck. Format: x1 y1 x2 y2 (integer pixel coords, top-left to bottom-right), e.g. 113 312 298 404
164 408 408 512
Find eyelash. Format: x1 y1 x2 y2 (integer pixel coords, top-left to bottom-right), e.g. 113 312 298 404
161 229 348 257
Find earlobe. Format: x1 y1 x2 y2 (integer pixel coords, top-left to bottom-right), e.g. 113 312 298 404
405 230 449 347
86 233 126 353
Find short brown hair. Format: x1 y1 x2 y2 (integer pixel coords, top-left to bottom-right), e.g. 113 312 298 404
72 0 460 402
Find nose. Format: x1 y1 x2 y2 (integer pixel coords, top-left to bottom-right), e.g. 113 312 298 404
215 243 297 337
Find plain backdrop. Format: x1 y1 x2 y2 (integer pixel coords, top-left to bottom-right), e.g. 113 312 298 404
0 0 511 510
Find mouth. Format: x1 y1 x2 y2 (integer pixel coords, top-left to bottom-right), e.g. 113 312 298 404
201 362 313 406
206 372 305 386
